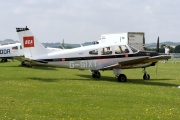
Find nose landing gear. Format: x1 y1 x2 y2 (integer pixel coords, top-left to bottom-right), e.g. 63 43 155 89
142 68 150 80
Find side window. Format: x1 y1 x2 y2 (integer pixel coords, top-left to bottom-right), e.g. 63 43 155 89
89 49 98 55
20 45 22 49
121 45 129 53
114 46 122 54
101 47 112 55
12 46 18 50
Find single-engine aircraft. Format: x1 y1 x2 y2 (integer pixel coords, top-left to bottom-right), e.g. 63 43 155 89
0 42 23 62
16 27 171 82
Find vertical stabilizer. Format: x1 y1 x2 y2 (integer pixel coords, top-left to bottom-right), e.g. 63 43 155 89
16 27 48 58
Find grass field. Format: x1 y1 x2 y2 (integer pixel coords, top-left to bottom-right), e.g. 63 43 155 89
0 59 180 120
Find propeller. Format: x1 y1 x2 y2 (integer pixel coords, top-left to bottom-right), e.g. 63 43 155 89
156 36 159 52
156 36 160 74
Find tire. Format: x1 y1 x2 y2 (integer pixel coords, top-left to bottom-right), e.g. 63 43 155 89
96 71 101 78
1 58 7 62
92 74 96 78
118 74 127 82
21 61 26 66
143 74 150 80
92 71 101 78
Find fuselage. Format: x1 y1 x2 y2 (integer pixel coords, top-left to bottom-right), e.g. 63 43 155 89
25 43 160 70
0 43 23 59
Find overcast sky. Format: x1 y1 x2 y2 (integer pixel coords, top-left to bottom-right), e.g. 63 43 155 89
0 0 179 44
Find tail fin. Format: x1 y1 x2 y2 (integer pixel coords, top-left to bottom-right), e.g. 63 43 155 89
16 27 48 58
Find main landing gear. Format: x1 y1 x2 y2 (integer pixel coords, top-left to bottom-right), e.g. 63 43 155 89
117 74 127 82
91 68 150 82
91 70 127 82
1 58 8 62
142 68 150 80
113 69 127 82
92 70 101 78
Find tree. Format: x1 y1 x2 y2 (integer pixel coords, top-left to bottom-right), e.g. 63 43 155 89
65 46 73 49
161 44 166 48
174 45 180 53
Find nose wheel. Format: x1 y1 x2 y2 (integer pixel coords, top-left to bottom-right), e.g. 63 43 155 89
142 68 150 80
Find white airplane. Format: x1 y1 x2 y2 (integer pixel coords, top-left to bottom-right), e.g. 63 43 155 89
16 27 171 82
0 42 24 62
0 41 62 64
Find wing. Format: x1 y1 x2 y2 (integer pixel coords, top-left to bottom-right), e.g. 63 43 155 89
146 55 171 62
102 56 150 69
102 55 171 69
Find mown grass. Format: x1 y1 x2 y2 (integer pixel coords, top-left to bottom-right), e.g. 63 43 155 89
0 59 180 120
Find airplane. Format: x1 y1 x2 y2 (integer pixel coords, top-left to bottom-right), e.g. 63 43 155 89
0 42 24 62
16 27 171 82
0 41 62 64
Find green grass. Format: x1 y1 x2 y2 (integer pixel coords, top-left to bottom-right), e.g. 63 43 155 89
0 59 180 120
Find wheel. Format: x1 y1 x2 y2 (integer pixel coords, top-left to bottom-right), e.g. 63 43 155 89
96 71 101 78
1 58 7 62
4 59 8 62
21 61 26 66
143 74 150 80
92 71 101 78
28 65 33 68
92 74 96 78
118 74 127 82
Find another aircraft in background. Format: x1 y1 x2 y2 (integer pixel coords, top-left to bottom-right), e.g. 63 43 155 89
0 42 23 62
16 27 171 82
0 42 63 64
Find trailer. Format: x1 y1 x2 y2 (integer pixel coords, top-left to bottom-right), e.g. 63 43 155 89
96 32 145 50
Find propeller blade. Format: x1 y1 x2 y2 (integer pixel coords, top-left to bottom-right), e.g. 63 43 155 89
156 36 159 52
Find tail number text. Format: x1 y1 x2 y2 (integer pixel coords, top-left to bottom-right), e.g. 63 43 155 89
69 60 97 68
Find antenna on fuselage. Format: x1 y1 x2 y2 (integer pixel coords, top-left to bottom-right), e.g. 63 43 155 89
156 36 160 74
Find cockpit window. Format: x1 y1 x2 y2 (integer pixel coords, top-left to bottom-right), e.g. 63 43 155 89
129 45 138 53
121 45 129 53
115 45 129 54
114 46 122 54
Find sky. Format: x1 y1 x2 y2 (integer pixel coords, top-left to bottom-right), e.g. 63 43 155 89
0 0 180 44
